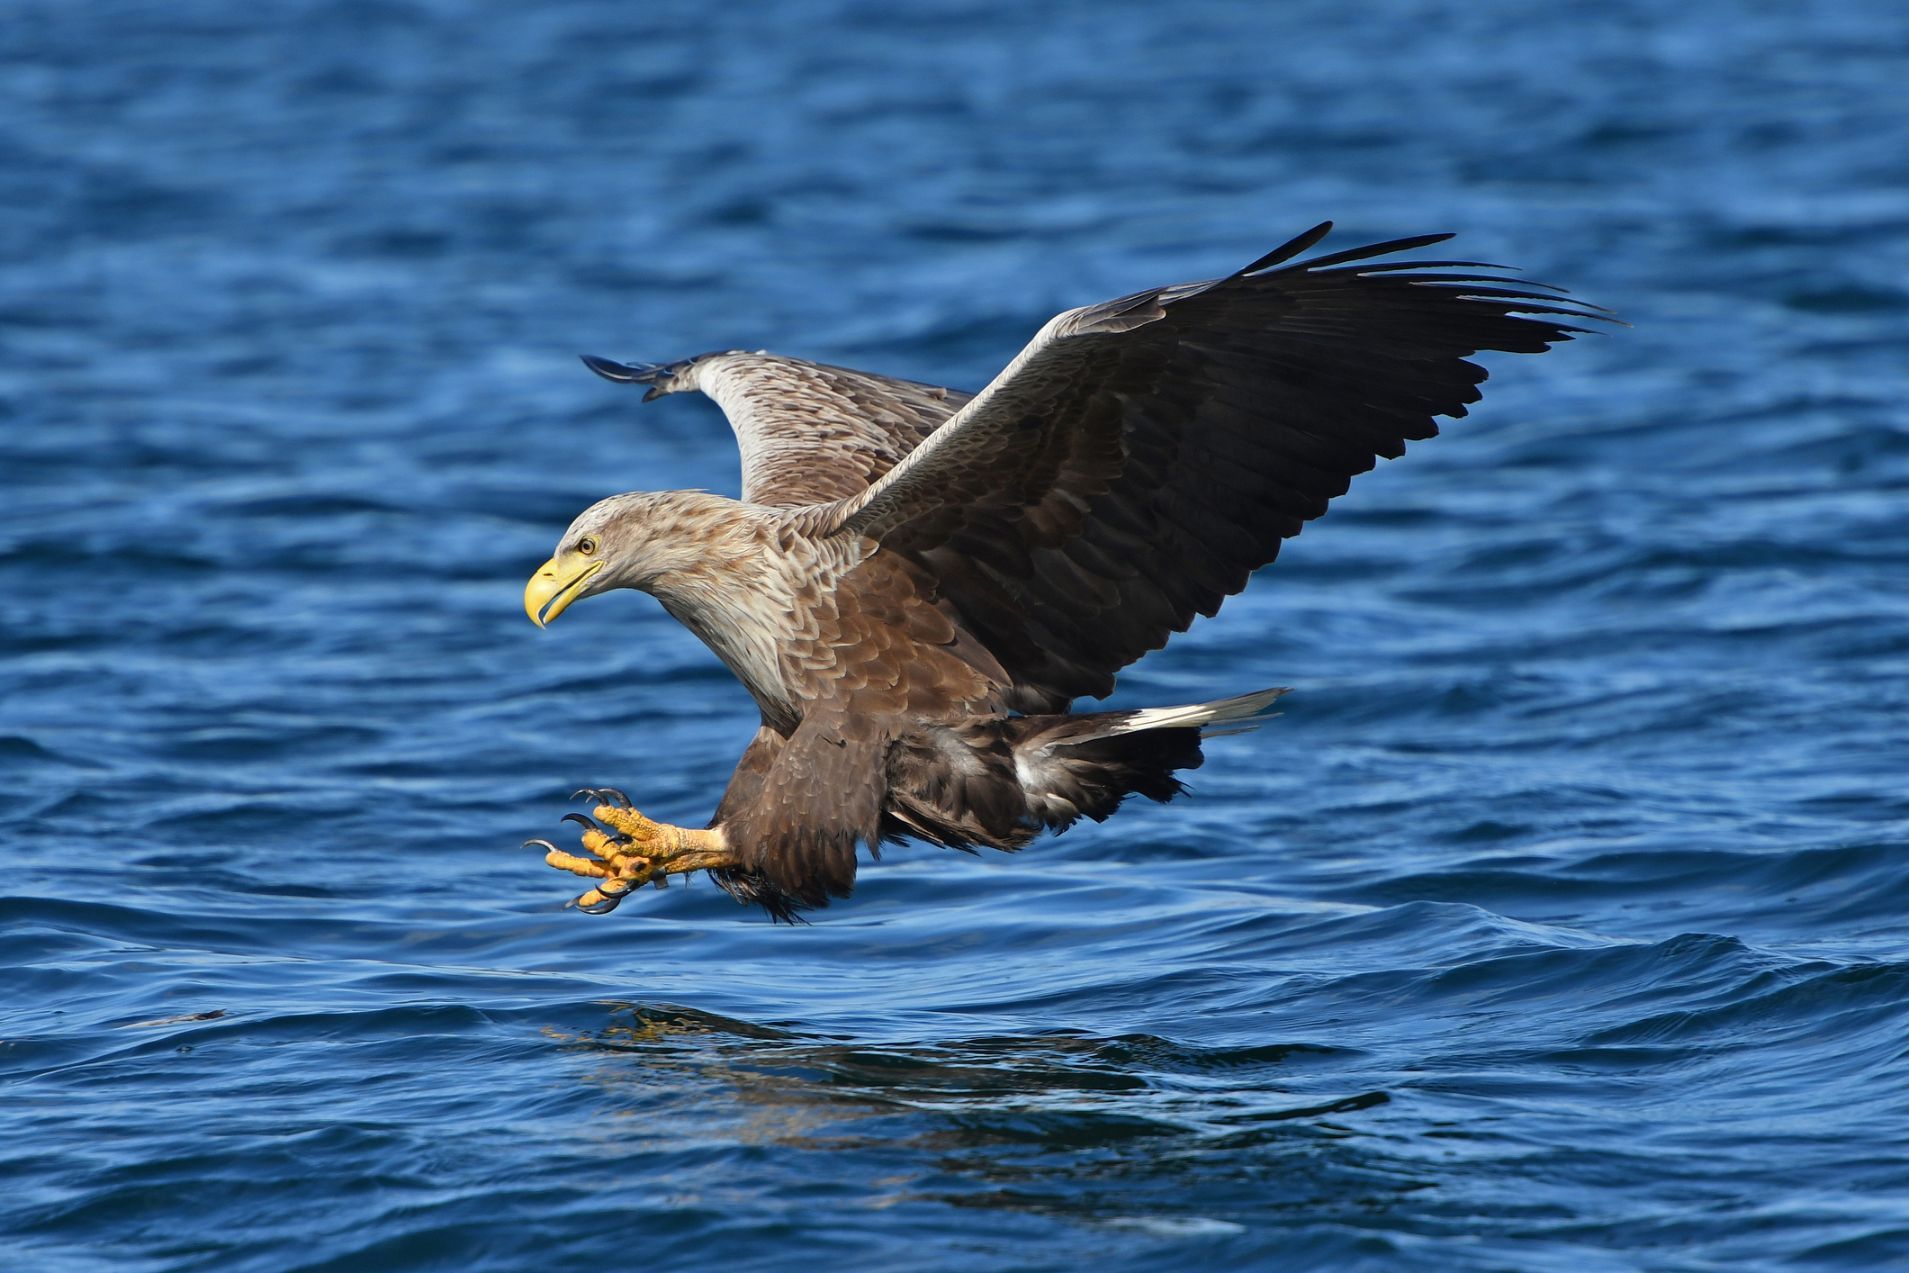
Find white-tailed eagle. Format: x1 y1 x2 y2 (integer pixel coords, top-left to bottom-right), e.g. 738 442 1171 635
522 222 1602 919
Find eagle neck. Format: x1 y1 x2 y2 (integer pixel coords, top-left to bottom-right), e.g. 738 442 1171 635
648 515 806 733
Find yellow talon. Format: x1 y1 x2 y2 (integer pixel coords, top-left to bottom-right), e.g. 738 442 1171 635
544 848 611 879
593 803 681 850
541 795 735 913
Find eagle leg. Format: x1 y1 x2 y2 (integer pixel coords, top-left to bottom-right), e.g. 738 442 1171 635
534 796 735 913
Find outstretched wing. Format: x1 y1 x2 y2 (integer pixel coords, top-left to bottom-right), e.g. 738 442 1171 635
582 352 973 507
814 222 1610 711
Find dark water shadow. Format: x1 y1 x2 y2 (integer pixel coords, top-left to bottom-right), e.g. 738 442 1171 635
540 1001 1425 1237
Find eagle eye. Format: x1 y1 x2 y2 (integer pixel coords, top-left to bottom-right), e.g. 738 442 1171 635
576 536 599 556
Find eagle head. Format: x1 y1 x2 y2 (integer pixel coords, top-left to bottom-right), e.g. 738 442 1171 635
524 490 745 628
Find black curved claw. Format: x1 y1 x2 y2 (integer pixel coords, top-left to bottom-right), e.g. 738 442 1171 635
561 811 615 837
595 787 634 809
524 838 560 853
572 787 604 804
574 878 633 915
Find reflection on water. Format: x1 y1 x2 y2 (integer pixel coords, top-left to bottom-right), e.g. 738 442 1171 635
552 1002 1410 1234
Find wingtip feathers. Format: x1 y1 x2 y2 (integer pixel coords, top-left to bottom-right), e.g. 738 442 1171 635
1236 221 1335 276
579 353 641 382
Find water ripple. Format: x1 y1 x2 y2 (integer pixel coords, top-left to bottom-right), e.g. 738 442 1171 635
6 0 1909 1269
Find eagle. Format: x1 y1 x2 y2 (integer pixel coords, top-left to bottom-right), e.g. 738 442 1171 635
522 222 1601 920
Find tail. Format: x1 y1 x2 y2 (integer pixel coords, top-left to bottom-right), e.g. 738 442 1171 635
1010 687 1287 831
1089 686 1289 739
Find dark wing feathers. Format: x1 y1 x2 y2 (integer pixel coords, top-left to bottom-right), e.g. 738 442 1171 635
1231 219 1338 273
818 224 1608 711
1273 229 1453 272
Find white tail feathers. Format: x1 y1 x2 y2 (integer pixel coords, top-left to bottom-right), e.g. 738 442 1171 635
1081 687 1290 743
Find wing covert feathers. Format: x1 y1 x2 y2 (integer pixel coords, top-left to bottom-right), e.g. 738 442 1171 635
588 350 973 506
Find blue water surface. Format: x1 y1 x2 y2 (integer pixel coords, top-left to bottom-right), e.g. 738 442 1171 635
5 1 1909 1269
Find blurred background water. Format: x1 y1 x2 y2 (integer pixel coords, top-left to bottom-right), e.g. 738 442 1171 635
4 0 1908 1268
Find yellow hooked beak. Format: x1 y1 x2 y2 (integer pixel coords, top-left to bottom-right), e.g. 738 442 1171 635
524 554 604 628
